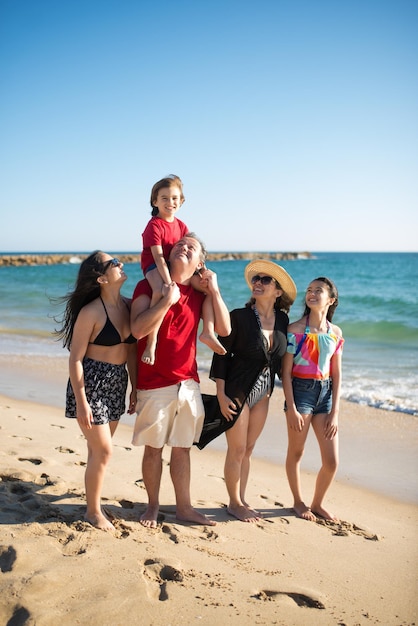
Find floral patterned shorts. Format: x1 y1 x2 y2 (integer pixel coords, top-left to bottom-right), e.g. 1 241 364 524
65 357 128 425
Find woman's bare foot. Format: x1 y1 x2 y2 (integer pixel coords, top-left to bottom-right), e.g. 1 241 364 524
242 500 263 517
84 512 114 531
293 502 317 522
176 506 216 526
311 505 339 522
140 504 160 529
227 504 261 523
199 332 227 355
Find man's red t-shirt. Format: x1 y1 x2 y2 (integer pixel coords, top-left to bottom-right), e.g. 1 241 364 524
132 279 205 390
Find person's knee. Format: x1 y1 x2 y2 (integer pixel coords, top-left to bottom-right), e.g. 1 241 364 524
324 456 338 473
144 445 164 460
228 443 246 462
95 444 112 465
287 446 305 463
245 442 256 457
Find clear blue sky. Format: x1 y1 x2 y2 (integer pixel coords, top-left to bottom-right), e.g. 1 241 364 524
1 0 417 253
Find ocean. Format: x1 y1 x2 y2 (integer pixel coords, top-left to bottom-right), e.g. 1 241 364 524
0 252 417 416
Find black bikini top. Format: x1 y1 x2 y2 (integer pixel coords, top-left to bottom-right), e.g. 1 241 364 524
90 297 136 346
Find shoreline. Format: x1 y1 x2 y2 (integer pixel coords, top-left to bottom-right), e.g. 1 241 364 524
1 354 417 505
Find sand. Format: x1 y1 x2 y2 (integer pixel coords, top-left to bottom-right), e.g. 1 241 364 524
1 374 417 625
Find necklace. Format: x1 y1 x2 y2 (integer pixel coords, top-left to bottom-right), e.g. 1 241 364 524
253 306 275 327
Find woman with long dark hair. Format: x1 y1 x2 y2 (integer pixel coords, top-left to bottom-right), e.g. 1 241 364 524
282 277 344 522
55 251 136 530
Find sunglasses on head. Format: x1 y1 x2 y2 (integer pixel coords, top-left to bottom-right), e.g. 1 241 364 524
102 257 120 271
251 275 275 285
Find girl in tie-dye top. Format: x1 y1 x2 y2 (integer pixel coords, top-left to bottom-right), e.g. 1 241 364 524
281 277 344 524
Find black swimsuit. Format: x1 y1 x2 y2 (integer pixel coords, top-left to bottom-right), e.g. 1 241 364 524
90 297 136 346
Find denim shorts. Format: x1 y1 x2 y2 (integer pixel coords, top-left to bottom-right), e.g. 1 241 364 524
286 377 333 416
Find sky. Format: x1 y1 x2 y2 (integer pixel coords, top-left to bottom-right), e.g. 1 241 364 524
1 0 417 253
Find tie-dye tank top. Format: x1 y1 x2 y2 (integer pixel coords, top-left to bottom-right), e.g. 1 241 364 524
286 316 344 380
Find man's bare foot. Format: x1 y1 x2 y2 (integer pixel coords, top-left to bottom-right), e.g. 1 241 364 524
293 502 317 522
199 332 227 355
84 512 114 531
311 505 339 522
140 505 159 529
227 504 261 523
141 345 156 366
176 506 216 526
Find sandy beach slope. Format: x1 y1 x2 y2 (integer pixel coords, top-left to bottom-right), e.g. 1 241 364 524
0 382 417 625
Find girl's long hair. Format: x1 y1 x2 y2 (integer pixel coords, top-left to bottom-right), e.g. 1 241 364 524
303 276 339 321
53 251 105 349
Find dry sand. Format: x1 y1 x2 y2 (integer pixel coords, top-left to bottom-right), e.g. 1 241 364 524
1 375 417 625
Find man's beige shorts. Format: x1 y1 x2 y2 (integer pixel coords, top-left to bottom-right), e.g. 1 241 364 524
132 379 204 448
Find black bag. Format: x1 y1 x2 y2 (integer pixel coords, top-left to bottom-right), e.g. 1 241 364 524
195 393 240 450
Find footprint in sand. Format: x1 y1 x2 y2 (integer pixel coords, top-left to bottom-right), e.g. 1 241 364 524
315 518 381 540
55 446 75 454
6 606 31 625
260 494 285 507
143 558 184 601
0 545 17 572
18 457 43 465
48 527 89 556
253 589 325 610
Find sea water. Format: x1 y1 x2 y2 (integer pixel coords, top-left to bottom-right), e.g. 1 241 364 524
0 252 417 416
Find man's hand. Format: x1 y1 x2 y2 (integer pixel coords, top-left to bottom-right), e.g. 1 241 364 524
198 267 220 294
162 281 181 306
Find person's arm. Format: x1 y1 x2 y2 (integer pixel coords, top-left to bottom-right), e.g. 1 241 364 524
68 307 96 429
214 377 238 421
130 282 180 340
201 268 231 337
150 244 172 285
126 342 138 414
325 349 342 439
281 351 304 432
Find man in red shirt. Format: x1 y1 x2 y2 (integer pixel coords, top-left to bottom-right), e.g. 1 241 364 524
131 233 230 528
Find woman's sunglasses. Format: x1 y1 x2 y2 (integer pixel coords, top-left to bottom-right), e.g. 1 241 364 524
102 257 121 271
251 275 275 285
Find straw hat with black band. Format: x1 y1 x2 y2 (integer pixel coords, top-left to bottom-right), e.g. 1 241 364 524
244 259 297 304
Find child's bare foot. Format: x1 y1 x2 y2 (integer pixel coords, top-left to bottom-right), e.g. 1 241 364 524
84 511 115 531
311 505 339 522
176 506 216 526
293 502 317 522
199 332 226 355
227 504 261 523
140 505 160 529
141 344 156 365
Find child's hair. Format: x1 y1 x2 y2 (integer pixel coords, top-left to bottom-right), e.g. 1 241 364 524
150 174 185 216
53 251 107 349
303 276 339 322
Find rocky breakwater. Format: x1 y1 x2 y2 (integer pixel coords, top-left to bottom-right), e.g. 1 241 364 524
0 251 311 267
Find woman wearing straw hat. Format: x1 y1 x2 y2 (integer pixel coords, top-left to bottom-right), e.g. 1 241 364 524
210 259 296 522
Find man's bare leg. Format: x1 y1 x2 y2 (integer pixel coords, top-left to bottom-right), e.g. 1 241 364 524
140 445 163 528
170 447 216 526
